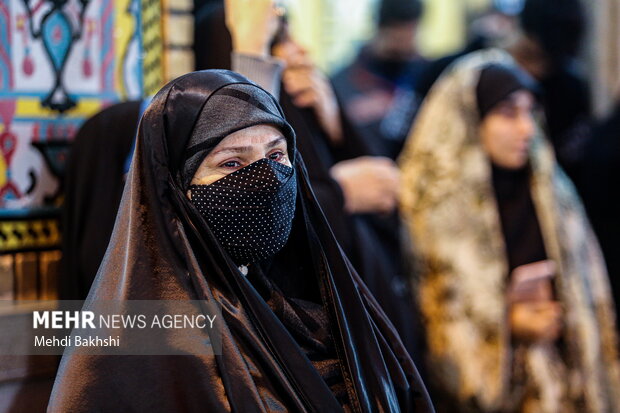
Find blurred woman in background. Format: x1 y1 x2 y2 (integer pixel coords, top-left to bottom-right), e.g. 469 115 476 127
399 49 620 413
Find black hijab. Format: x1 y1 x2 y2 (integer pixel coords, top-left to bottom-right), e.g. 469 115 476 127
49 70 433 413
476 63 538 120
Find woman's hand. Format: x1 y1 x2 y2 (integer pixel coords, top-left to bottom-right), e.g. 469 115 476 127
225 0 281 56
274 40 343 144
330 156 400 215
284 65 343 144
509 300 563 343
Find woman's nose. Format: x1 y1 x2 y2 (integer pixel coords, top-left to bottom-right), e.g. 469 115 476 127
519 112 536 141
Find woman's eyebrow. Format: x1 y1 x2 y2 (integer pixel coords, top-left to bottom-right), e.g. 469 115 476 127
212 146 253 155
210 136 286 156
265 136 286 149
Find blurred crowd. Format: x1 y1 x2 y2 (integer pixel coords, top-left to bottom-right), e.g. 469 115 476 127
59 0 620 411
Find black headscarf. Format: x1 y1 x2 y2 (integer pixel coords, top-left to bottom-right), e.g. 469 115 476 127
49 70 433 413
476 63 538 119
180 82 295 189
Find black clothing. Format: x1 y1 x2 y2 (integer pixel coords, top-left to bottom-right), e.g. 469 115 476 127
378 0 423 27
278 91 424 364
580 103 620 327
49 70 433 413
60 100 141 300
332 47 427 160
193 5 231 72
492 165 547 273
538 67 592 182
248 260 351 410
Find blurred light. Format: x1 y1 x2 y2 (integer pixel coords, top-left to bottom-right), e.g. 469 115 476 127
493 0 525 15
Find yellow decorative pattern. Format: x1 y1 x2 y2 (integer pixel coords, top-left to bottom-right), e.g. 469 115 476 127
115 0 137 98
15 99 104 119
142 0 164 96
0 154 7 189
0 219 60 251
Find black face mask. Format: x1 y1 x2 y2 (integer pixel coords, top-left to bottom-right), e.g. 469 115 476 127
189 158 297 265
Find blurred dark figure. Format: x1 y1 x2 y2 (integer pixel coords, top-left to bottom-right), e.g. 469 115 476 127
331 0 427 160
416 6 519 96
510 0 591 182
580 97 620 332
194 2 231 71
417 0 591 184
60 101 143 299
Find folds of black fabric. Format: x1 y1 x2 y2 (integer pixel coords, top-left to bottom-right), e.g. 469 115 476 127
580 103 620 329
48 70 433 413
279 92 423 363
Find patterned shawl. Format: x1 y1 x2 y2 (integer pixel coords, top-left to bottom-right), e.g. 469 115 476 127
399 49 620 413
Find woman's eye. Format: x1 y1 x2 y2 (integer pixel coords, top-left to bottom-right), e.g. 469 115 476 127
220 160 241 169
268 151 286 162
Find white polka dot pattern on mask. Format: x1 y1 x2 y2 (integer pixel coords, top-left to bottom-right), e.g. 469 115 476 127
189 158 297 265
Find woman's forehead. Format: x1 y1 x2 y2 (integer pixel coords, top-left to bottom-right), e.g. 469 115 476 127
493 89 535 109
508 89 534 101
211 125 286 152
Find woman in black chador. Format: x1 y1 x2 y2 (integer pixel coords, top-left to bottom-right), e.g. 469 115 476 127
48 70 433 413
